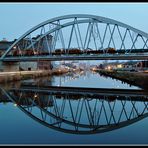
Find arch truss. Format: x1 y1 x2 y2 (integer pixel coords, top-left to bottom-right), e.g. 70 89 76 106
2 87 148 135
1 14 148 60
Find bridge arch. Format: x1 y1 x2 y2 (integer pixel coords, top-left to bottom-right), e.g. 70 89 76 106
4 87 148 135
2 14 148 59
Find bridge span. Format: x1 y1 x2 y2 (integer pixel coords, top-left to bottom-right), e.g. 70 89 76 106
1 14 148 62
1 53 148 62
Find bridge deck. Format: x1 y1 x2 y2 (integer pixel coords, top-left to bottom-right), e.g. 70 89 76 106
1 54 148 61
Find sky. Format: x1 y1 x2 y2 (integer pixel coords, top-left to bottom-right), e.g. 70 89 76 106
0 2 148 41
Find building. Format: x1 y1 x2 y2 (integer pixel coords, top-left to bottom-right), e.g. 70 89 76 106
0 36 53 72
123 61 148 70
99 60 148 72
0 39 18 72
0 38 15 56
32 34 53 53
136 61 148 68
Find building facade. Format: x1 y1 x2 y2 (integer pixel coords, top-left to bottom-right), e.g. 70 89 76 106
0 37 53 72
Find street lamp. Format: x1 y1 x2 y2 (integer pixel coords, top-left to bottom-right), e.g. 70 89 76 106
117 64 122 69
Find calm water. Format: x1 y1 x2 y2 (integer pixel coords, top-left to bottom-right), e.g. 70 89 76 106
0 71 148 145
51 71 140 89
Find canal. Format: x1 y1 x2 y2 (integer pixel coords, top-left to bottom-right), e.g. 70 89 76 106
0 70 147 145
51 70 140 89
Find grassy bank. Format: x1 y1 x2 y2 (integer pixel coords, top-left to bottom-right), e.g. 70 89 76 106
95 69 148 90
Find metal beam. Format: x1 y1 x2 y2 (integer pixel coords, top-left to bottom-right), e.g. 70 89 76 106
2 53 148 61
3 14 148 59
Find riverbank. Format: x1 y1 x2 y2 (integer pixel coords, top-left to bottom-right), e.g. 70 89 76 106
93 69 148 90
0 68 69 84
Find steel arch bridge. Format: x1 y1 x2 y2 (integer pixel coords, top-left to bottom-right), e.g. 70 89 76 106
1 14 148 62
1 86 148 135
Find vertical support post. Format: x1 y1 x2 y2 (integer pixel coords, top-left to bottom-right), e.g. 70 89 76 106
73 20 80 49
76 18 84 49
120 28 128 51
102 23 109 53
67 22 75 54
130 34 139 52
128 30 136 49
84 21 91 50
143 38 148 49
86 22 93 50
91 20 98 50
141 36 148 49
95 22 103 49
108 24 116 49
116 25 126 50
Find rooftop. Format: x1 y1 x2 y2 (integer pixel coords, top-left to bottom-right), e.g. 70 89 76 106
0 39 16 50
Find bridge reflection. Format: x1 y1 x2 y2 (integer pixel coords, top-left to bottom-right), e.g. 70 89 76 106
0 86 148 135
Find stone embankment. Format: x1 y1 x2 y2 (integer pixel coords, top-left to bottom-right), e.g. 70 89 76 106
0 68 69 83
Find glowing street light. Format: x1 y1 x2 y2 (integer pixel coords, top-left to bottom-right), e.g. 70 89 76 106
34 94 38 98
106 65 111 70
117 64 123 68
92 67 97 71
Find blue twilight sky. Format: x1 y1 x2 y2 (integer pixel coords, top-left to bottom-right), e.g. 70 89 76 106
0 2 148 41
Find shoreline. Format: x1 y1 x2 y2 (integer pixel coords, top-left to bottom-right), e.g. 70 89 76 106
1 68 148 90
0 68 69 84
93 69 148 90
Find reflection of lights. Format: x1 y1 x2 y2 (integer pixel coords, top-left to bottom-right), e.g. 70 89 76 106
34 94 38 98
14 103 17 107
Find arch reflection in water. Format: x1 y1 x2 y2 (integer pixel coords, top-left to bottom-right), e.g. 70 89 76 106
1 87 148 135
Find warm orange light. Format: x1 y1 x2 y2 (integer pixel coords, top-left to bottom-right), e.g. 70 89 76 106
92 68 96 71
107 66 111 70
117 64 122 68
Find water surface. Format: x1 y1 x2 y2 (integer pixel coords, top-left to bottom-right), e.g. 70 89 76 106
0 71 147 145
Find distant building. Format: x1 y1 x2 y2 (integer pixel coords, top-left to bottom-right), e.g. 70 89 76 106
99 60 148 72
32 34 53 53
0 36 53 72
123 61 148 69
0 39 16 55
0 39 17 72
136 61 148 68
99 61 123 70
